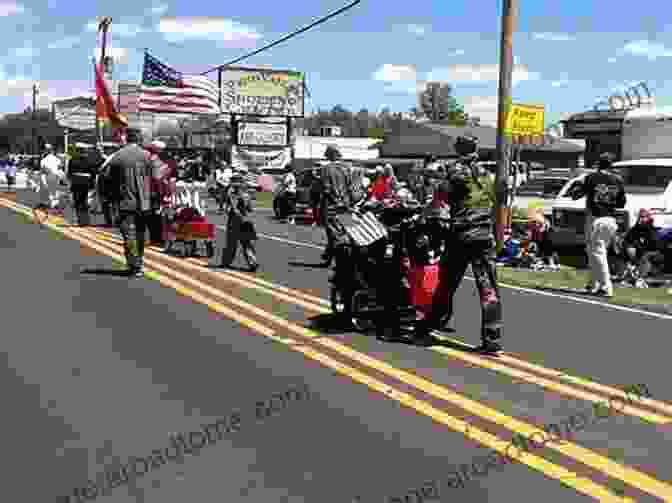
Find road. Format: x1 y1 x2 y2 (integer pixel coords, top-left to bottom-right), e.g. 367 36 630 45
1 189 671 503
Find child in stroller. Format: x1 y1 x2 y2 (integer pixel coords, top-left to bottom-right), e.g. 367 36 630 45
162 178 215 257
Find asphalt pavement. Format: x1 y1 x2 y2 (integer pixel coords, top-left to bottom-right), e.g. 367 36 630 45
2 189 672 503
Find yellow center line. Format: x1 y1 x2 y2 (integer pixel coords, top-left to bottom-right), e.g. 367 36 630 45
81 220 672 425
0 200 627 501
49 221 672 500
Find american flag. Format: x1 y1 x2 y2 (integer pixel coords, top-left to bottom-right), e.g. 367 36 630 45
345 211 388 247
139 52 220 115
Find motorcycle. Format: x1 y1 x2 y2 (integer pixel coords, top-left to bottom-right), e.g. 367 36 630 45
329 196 447 335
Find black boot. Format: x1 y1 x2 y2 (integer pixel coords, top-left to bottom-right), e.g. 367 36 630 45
478 326 502 355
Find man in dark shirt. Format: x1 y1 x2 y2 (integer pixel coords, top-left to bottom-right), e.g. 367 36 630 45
570 152 626 297
318 145 352 266
67 144 103 226
101 130 161 277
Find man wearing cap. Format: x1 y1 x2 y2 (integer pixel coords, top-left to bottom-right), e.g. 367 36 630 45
318 145 353 266
569 152 626 297
100 131 162 277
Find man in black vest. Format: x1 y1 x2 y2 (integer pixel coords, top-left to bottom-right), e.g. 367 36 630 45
416 140 503 354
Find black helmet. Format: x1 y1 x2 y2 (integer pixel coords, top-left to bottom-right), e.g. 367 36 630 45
324 145 341 160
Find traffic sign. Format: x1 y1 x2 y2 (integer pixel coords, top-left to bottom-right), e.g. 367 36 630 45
505 103 545 136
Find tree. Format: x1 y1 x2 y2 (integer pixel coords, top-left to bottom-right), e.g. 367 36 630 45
419 82 467 125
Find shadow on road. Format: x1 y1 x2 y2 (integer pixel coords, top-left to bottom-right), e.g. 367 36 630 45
80 267 131 277
308 313 357 334
288 261 328 269
205 264 251 272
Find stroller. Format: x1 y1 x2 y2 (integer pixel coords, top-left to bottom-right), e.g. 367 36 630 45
163 179 215 257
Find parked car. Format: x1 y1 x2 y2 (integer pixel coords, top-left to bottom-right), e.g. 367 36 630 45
513 175 571 216
551 158 672 247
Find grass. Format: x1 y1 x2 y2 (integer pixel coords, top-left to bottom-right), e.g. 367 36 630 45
495 264 672 311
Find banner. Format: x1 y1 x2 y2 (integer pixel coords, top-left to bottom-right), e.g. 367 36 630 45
504 103 545 136
231 145 292 171
220 67 304 117
53 97 97 131
237 122 288 147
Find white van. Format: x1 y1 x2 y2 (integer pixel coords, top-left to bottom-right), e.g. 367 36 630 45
551 105 672 247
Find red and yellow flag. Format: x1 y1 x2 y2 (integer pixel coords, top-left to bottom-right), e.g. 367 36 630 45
95 62 128 130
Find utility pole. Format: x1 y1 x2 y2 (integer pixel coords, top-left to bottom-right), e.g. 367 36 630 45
32 83 39 156
494 0 517 251
431 83 438 122
96 17 112 145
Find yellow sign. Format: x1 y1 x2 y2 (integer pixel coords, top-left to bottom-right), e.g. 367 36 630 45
504 103 544 136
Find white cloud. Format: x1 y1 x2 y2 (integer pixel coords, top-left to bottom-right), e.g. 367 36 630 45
461 96 499 126
452 49 465 56
622 40 672 60
551 80 569 87
532 32 575 41
0 76 34 97
48 36 81 50
85 20 143 37
94 47 128 64
427 63 540 86
0 2 24 16
149 3 168 15
373 64 417 82
406 24 427 36
10 45 38 58
607 57 617 63
158 17 262 46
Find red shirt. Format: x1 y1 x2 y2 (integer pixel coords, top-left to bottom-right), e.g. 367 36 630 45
369 176 393 200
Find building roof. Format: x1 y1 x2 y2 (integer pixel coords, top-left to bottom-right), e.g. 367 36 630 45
563 109 628 123
293 136 381 160
377 123 584 157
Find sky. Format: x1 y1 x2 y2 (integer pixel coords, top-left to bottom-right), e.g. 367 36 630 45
1 0 672 128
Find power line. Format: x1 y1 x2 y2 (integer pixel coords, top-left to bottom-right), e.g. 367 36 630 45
199 0 362 75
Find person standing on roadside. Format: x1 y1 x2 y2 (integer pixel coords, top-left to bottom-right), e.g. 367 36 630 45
279 163 298 223
100 130 161 278
0 146 16 192
318 145 352 266
37 144 66 214
569 152 626 297
67 144 103 226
